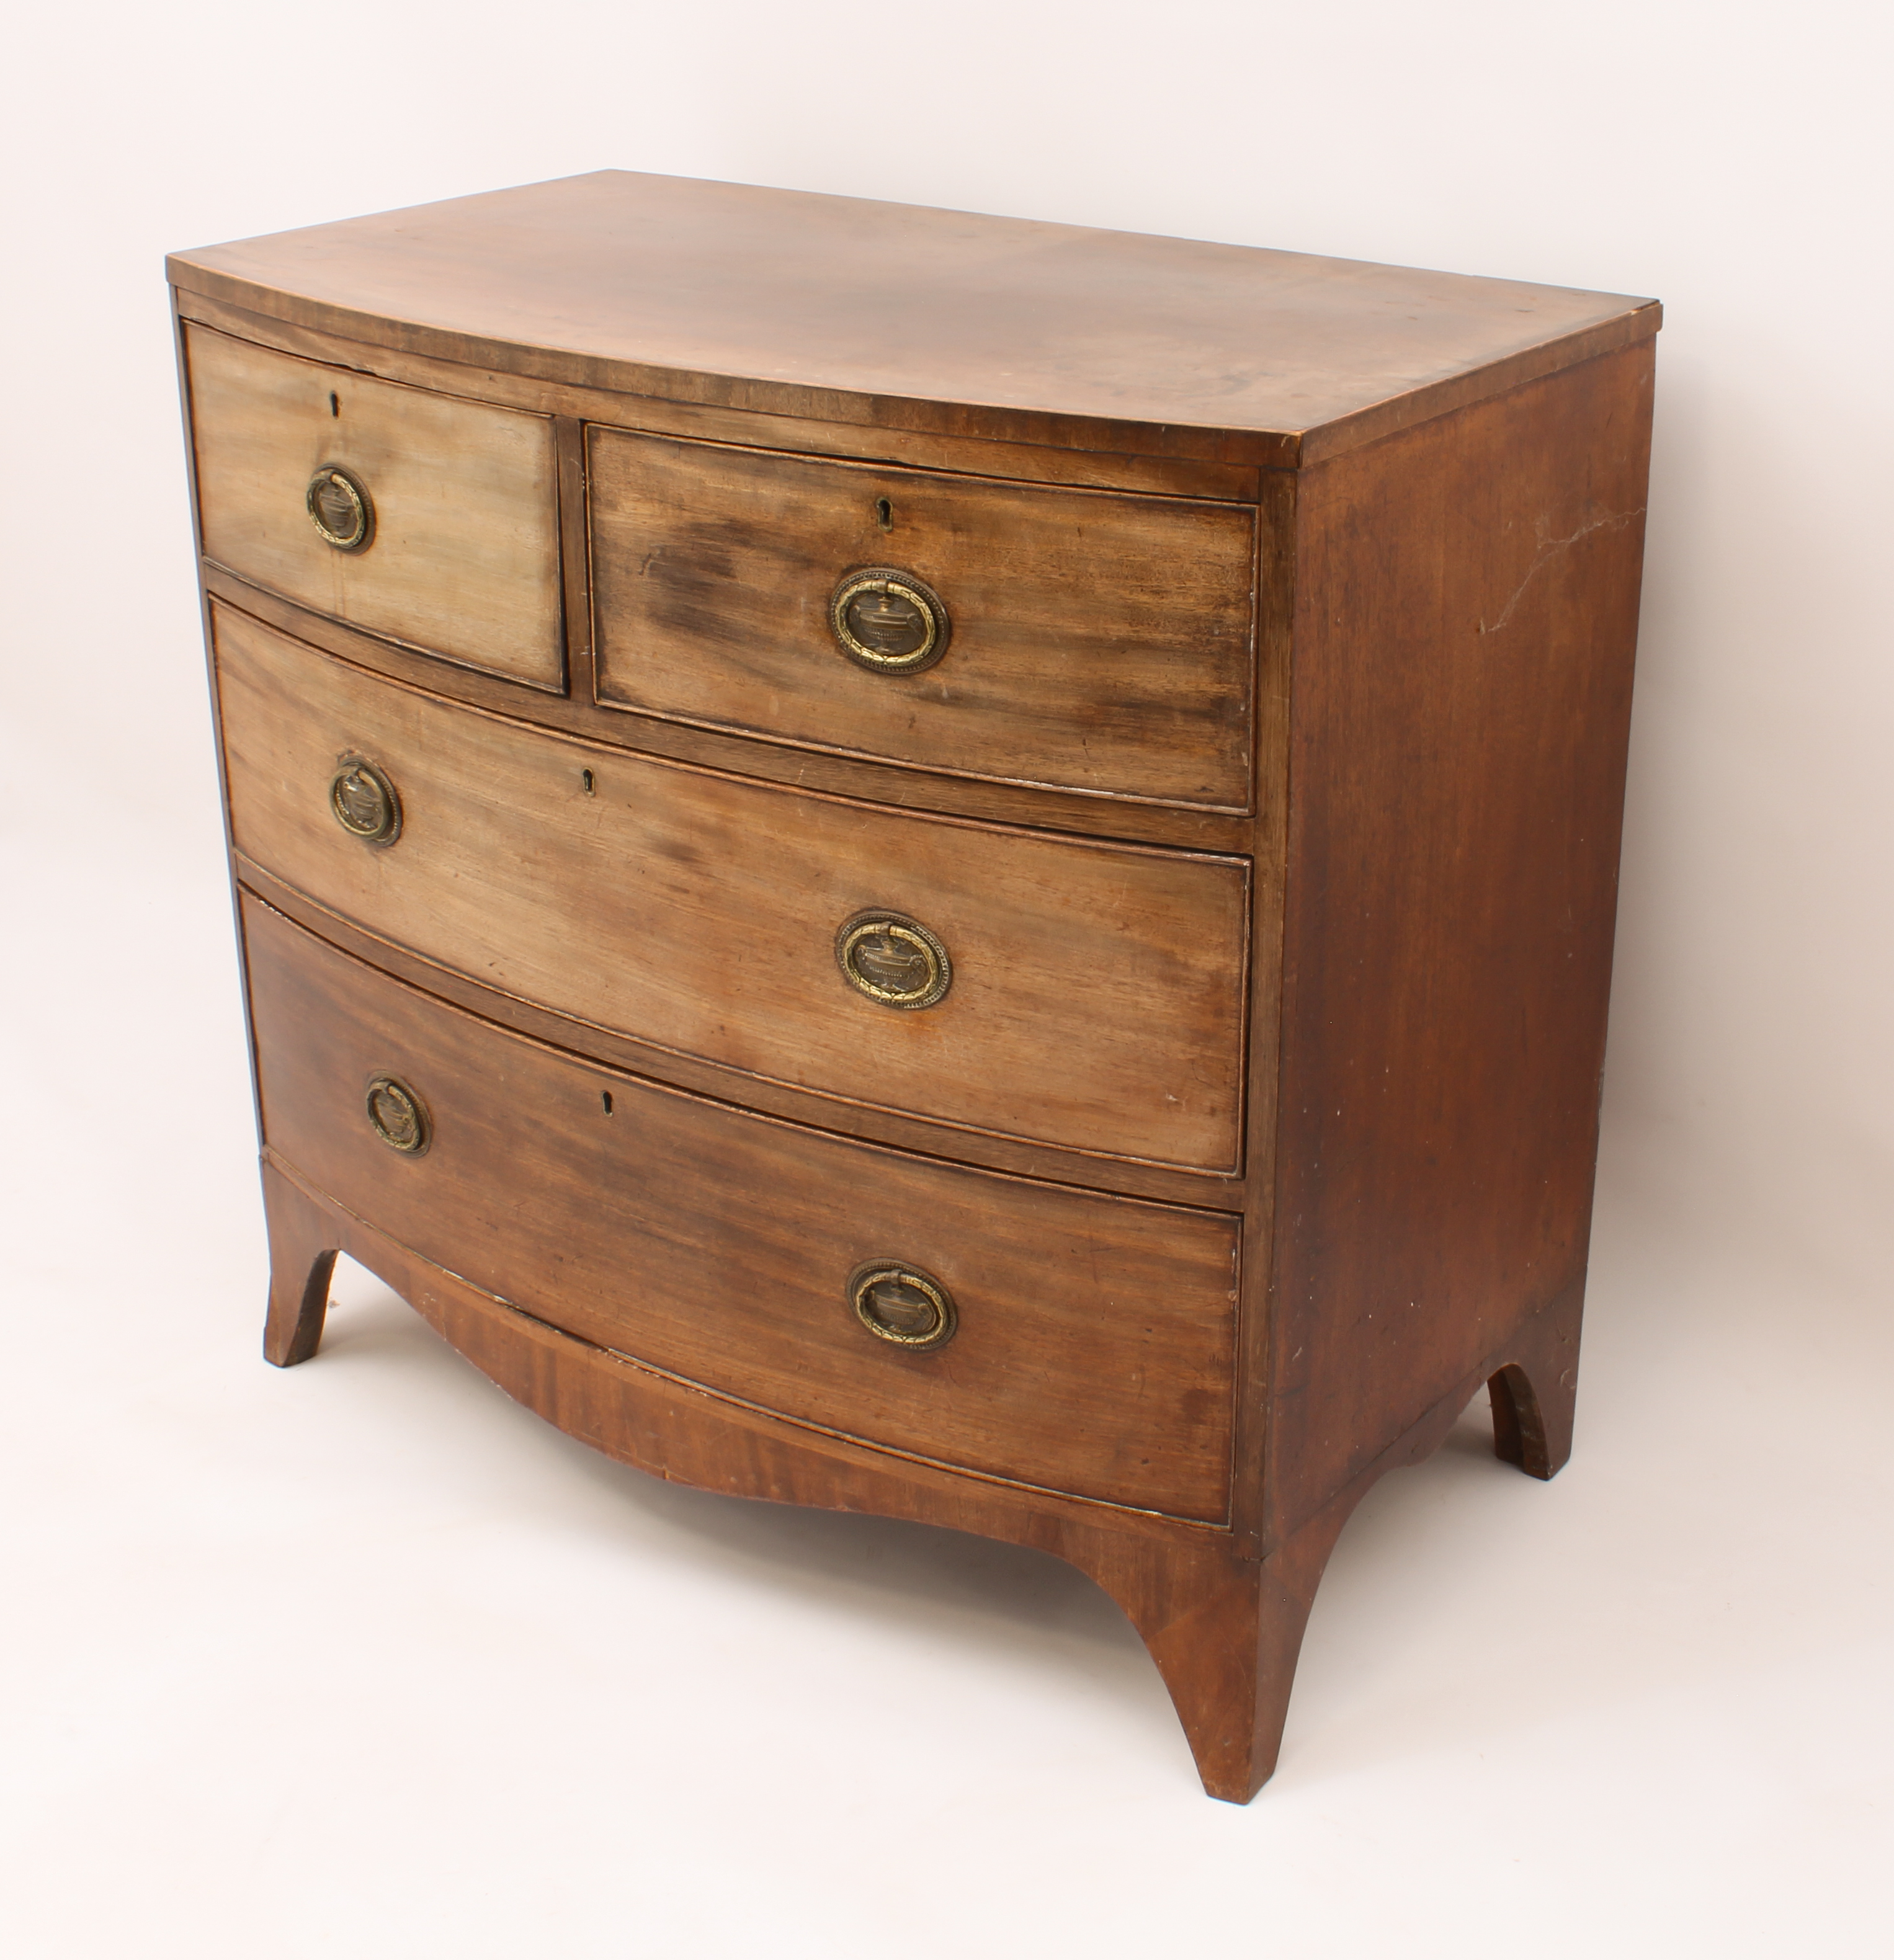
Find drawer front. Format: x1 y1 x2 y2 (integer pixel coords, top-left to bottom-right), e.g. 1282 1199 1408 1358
217 605 1251 1172
589 430 1257 809
246 896 1239 1520
185 324 564 688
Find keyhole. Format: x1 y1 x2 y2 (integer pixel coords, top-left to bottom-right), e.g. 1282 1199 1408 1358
329 392 340 417
874 497 893 532
601 1090 614 1115
581 768 595 794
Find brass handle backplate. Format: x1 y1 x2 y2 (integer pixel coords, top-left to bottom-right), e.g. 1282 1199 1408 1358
307 464 375 552
829 568 949 675
849 1261 957 1352
365 1074 430 1155
329 757 401 844
835 910 952 1010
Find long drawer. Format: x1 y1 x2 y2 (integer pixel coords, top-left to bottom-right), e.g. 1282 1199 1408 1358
215 602 1251 1172
185 324 564 688
588 428 1257 809
244 896 1240 1520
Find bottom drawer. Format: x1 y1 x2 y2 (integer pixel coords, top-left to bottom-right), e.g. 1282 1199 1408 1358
243 895 1240 1520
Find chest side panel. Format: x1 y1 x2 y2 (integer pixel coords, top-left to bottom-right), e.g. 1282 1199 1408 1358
1264 342 1655 1541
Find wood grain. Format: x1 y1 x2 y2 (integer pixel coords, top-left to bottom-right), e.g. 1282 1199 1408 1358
590 429 1257 809
213 603 1253 1172
246 897 1241 1520
199 571 1257 855
176 288 1265 502
168 170 1658 469
236 856 1244 1208
1259 343 1654 1545
185 323 564 688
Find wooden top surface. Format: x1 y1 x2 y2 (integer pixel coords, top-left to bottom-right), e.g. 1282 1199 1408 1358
169 171 1658 468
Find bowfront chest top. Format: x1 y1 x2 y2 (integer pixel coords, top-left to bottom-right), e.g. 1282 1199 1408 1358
169 171 1658 1800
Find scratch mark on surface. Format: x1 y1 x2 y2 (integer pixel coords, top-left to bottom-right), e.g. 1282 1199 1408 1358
1480 506 1645 634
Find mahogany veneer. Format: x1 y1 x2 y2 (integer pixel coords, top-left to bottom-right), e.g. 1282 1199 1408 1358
170 171 1657 1799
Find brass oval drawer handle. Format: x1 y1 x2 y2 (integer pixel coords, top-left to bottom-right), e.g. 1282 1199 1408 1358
365 1074 430 1155
835 910 952 1010
829 567 950 675
849 1261 957 1352
329 756 401 844
306 464 375 552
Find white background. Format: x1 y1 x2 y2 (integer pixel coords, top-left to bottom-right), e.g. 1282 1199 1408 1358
3 2 1890 1953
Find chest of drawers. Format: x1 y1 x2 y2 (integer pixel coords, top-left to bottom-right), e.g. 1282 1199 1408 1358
169 172 1657 1800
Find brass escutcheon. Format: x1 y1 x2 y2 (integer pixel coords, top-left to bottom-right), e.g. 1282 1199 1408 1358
848 1261 957 1352
306 464 375 551
828 568 950 675
329 756 401 844
365 1074 430 1155
835 910 952 1010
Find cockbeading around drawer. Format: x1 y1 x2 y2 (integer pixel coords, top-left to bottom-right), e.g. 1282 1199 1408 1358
185 325 564 689
589 429 1257 809
215 602 1251 1174
245 894 1240 1521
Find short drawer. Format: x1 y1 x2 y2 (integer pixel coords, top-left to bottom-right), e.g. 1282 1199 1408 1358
245 896 1239 1521
588 429 1257 809
216 604 1250 1173
184 324 564 688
